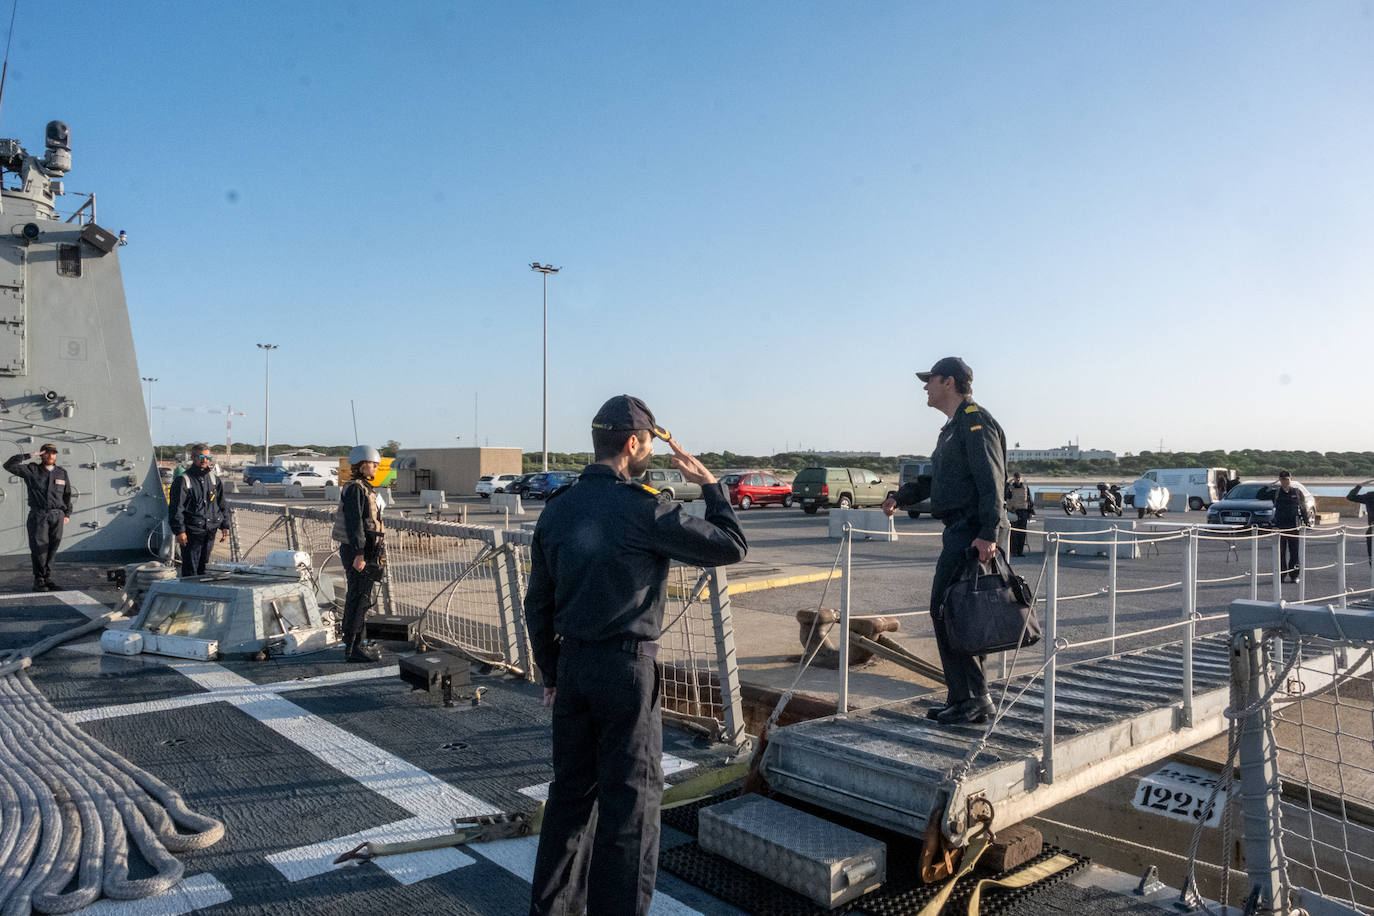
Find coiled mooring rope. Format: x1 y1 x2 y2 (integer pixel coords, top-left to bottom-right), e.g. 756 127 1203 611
0 615 225 915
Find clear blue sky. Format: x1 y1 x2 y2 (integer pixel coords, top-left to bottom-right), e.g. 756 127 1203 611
8 2 1371 457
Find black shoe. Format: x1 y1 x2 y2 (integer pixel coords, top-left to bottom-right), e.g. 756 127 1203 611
43 580 61 591
347 642 381 663
32 579 46 592
936 696 994 725
925 704 951 721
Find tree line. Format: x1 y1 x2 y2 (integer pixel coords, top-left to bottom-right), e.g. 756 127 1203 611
158 443 1374 479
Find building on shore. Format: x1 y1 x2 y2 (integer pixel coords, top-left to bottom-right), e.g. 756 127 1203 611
1008 442 1116 462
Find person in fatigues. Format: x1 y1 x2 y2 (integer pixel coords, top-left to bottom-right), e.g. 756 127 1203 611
5 443 73 591
332 445 386 662
526 395 747 916
1347 479 1374 564
885 357 1007 725
167 444 229 576
1273 470 1311 584
1004 471 1034 557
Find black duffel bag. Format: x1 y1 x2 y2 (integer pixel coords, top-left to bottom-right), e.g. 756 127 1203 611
941 548 1040 656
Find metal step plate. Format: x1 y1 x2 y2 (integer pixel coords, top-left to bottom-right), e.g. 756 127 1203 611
698 794 885 908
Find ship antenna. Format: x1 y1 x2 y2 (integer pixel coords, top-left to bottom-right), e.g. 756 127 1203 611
0 0 19 124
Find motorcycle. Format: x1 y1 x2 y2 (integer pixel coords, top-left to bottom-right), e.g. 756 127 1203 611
1098 484 1124 517
1061 489 1087 515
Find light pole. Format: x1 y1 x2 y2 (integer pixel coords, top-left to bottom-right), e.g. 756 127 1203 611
256 344 277 465
529 262 560 471
140 377 157 459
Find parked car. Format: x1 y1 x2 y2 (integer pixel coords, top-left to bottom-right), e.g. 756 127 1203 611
639 468 702 502
1206 481 1320 528
506 473 537 498
282 470 329 489
792 466 889 514
897 459 933 519
525 471 580 500
242 464 290 485
476 474 522 497
723 471 792 509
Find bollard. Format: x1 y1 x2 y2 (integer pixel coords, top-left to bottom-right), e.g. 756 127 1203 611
1108 526 1119 655
1271 538 1282 603
1249 527 1259 600
1181 529 1195 727
1338 531 1348 609
1297 527 1307 603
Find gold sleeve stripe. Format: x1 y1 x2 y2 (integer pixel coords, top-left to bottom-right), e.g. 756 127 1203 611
969 424 983 431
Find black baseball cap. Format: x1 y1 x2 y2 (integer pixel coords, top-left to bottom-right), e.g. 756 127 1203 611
591 395 671 441
38 443 57 454
1278 470 1291 479
916 356 973 385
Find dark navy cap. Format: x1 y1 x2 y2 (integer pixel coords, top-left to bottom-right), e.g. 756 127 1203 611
591 395 671 441
38 443 57 454
916 356 973 385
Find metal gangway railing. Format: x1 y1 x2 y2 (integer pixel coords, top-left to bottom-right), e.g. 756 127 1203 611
225 501 747 747
759 517 1374 857
1179 598 1374 916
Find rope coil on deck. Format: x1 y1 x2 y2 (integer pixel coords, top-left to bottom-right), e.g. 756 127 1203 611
0 618 225 915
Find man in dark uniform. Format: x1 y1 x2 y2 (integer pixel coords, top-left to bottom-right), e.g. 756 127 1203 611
5 443 73 591
332 444 385 663
526 395 747 916
1346 478 1374 564
884 357 1007 725
1273 470 1311 583
1005 471 1034 557
167 444 229 577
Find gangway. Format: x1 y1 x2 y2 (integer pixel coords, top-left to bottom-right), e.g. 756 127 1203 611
760 523 1373 852
760 631 1358 847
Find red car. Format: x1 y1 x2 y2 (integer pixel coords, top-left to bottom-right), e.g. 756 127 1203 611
721 471 793 509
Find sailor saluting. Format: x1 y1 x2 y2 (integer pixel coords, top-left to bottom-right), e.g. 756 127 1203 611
5 443 73 591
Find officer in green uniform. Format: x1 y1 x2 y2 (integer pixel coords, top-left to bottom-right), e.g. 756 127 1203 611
526 395 747 916
884 357 1008 724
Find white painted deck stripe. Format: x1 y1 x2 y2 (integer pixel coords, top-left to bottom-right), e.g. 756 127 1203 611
70 873 231 915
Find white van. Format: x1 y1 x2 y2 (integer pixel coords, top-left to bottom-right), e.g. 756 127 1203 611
1138 468 1235 511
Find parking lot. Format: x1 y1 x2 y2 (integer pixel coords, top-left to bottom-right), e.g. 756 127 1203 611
227 484 1374 709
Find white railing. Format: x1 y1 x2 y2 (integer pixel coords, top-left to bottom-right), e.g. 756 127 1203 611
827 520 1374 789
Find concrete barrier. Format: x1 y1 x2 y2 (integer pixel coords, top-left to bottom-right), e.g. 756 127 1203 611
491 493 524 515
419 489 449 509
283 483 304 499
828 508 896 542
323 484 341 501
1315 494 1362 519
1041 516 1141 558
251 482 269 496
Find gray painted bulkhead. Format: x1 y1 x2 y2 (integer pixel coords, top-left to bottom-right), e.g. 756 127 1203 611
0 125 163 561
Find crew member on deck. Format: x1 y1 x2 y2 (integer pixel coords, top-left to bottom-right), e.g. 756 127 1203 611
526 395 747 916
5 444 73 591
167 444 229 577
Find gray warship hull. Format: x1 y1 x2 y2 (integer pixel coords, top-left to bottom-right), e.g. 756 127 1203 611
0 122 164 561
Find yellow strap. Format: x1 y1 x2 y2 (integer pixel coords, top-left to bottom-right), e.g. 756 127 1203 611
914 832 990 916
661 761 750 808
964 853 1077 913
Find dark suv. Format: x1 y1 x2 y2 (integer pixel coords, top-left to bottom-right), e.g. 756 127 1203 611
525 471 580 500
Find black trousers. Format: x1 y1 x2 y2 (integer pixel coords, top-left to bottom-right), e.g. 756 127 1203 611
1279 529 1302 580
929 515 1007 704
179 530 216 577
339 545 377 643
25 509 62 582
1010 509 1032 556
530 639 662 916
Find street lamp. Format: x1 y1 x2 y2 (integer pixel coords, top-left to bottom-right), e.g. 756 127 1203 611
140 377 157 459
529 262 560 472
256 344 277 465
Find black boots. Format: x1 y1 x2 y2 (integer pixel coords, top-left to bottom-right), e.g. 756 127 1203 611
344 634 380 663
936 695 995 725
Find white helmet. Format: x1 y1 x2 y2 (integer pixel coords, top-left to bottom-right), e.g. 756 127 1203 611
349 445 381 464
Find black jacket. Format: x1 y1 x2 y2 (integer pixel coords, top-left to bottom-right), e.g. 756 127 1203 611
1273 485 1311 529
4 453 73 514
338 480 383 553
168 467 228 534
524 464 748 687
927 398 1007 542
